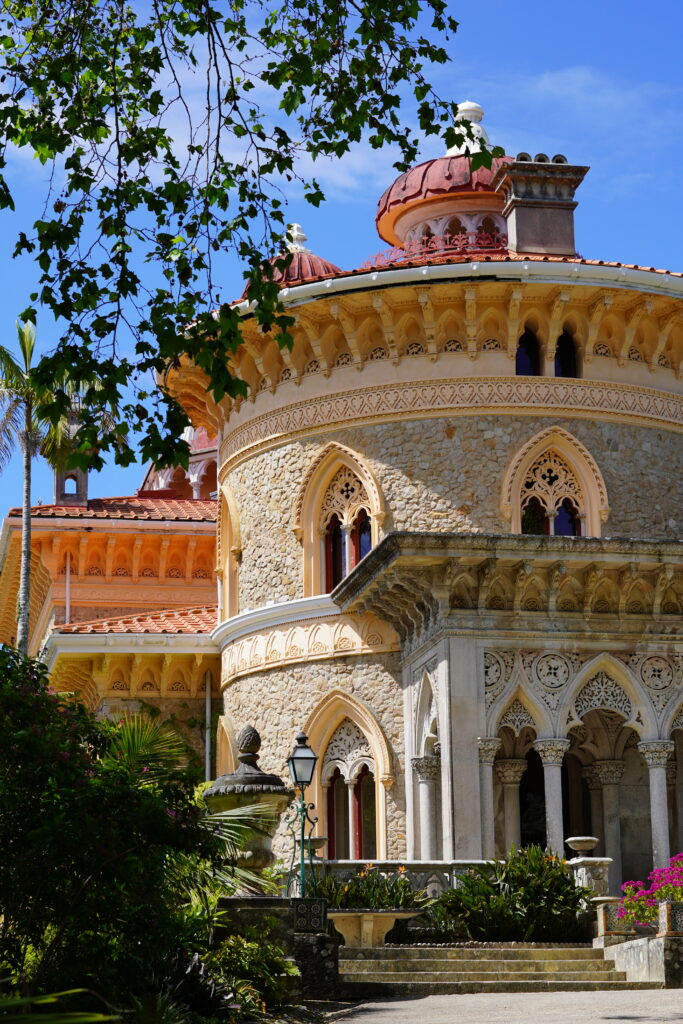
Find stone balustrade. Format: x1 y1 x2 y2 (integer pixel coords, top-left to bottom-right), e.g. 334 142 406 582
319 859 489 896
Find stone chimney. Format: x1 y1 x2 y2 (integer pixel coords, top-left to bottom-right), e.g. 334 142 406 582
54 464 88 506
492 153 589 256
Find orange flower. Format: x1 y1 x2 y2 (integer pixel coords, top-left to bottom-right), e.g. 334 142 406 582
398 865 406 873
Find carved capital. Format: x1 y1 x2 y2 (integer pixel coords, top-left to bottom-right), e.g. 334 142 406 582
638 740 675 768
534 738 571 766
412 755 441 781
593 759 625 785
478 736 501 765
581 764 602 791
495 758 528 785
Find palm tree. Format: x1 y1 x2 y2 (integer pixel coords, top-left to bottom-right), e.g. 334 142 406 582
0 321 86 656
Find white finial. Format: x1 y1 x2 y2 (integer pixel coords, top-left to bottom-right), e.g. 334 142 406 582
446 100 490 156
286 223 311 254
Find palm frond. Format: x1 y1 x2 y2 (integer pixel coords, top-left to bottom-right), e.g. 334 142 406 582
102 714 189 787
0 394 22 469
0 343 26 392
16 319 36 374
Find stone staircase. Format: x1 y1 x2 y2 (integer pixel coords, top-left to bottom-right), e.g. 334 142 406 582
338 944 664 996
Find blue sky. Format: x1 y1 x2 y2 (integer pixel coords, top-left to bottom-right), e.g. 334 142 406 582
1 0 682 509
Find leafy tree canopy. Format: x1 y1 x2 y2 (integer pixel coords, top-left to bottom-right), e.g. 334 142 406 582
0 0 488 472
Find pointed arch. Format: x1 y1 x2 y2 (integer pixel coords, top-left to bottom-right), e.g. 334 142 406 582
491 686 551 738
559 653 655 737
501 427 609 536
294 443 386 595
215 715 237 775
304 689 393 859
218 481 241 621
415 671 439 756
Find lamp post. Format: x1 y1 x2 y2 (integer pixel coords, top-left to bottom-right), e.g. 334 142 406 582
286 731 319 896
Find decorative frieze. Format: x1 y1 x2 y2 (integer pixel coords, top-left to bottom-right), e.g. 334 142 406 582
220 377 683 468
221 612 398 682
574 672 633 722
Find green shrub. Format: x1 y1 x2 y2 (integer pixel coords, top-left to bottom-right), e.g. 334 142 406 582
432 846 592 942
204 935 299 1013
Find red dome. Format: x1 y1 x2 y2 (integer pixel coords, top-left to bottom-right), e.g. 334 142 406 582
241 249 341 299
272 250 342 286
376 154 512 244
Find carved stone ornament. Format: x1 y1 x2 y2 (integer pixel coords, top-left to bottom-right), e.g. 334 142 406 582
592 759 626 785
574 672 633 721
204 724 292 799
637 740 675 768
673 706 683 732
412 755 441 781
478 737 501 765
483 650 515 708
581 764 602 791
319 467 371 529
521 448 584 515
499 698 535 736
322 718 374 782
535 653 571 689
534 738 571 766
495 758 528 785
640 656 674 691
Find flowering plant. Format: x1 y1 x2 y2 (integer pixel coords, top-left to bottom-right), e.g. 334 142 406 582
313 864 431 910
618 852 683 927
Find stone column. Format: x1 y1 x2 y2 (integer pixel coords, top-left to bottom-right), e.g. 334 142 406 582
666 758 677 854
674 734 683 854
638 740 675 870
581 764 605 855
342 524 353 577
412 755 441 860
345 779 356 859
593 760 625 894
535 739 570 854
495 759 527 852
478 737 501 859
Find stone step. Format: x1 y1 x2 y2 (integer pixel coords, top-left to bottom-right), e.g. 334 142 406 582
342 969 630 984
338 979 663 997
341 957 619 974
340 945 604 962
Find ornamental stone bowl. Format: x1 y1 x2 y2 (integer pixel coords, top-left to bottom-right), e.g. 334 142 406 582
328 910 421 948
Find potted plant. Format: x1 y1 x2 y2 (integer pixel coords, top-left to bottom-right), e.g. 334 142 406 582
314 864 430 948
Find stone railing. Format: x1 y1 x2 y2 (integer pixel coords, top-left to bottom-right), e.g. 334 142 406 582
318 859 489 896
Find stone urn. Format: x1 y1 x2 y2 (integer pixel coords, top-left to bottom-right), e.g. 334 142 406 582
328 910 421 948
566 836 599 853
204 725 294 873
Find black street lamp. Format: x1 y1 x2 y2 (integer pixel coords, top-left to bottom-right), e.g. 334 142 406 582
286 731 319 896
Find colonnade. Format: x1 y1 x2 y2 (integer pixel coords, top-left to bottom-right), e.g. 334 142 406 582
475 736 679 892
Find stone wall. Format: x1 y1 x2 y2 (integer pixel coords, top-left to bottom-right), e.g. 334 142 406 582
220 652 406 859
226 415 682 609
610 935 683 987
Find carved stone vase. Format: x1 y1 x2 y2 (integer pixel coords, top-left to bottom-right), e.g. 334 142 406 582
204 725 293 874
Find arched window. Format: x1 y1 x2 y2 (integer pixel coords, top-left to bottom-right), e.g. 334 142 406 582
555 331 578 379
320 468 372 592
323 719 377 860
516 328 540 376
521 450 583 537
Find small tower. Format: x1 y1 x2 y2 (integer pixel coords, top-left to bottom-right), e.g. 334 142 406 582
54 465 88 506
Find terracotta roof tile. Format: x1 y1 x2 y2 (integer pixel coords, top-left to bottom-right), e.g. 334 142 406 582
9 496 217 522
59 605 217 635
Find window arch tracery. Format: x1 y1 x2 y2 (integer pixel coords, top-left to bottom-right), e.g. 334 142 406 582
502 428 609 538
322 718 377 859
521 449 584 537
320 467 373 591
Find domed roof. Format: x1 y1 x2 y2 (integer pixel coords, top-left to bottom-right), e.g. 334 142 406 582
376 154 512 239
242 224 341 298
375 102 511 245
